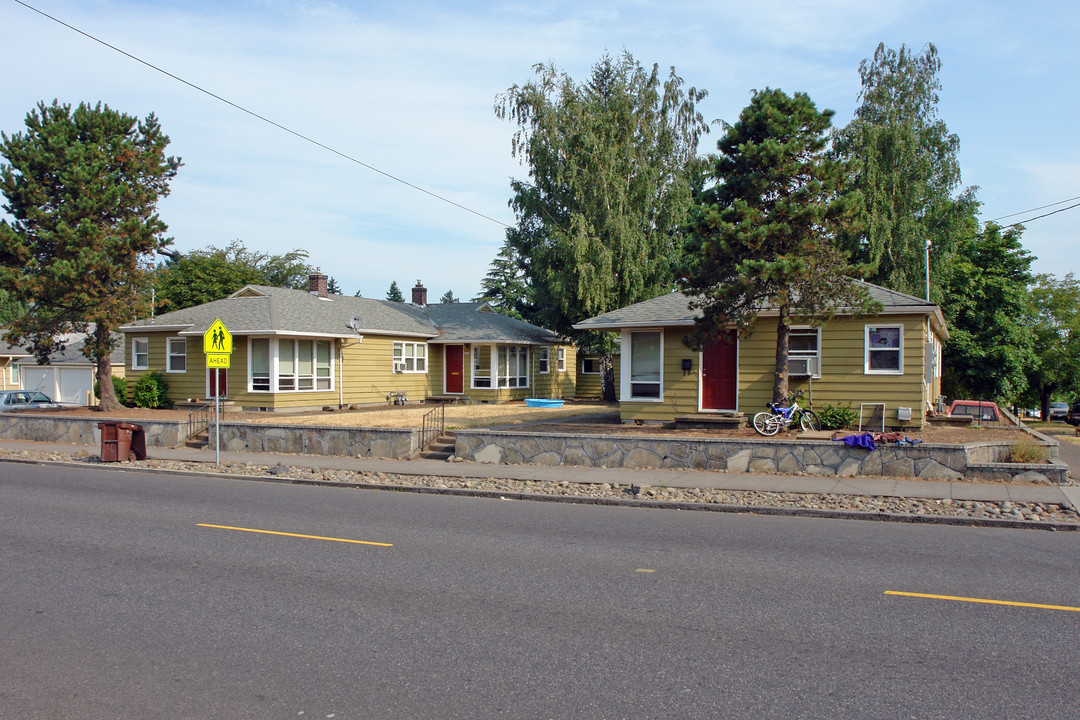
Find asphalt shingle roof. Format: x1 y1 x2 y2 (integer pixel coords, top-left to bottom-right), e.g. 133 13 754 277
121 286 563 344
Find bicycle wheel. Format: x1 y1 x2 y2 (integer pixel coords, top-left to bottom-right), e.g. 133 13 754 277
798 409 821 432
753 411 781 436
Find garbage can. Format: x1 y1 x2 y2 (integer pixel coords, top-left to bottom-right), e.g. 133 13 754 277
98 422 146 461
98 422 119 461
120 422 147 461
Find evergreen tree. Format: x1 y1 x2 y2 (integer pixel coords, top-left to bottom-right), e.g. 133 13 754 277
833 43 978 299
678 89 876 403
439 290 459 303
0 100 180 411
385 281 404 302
474 241 529 319
942 223 1035 403
327 277 342 295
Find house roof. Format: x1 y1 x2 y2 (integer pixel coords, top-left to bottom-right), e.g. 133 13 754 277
120 286 564 344
422 303 560 345
9 331 124 366
573 280 949 340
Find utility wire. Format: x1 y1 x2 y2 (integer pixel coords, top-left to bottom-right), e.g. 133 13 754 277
1005 201 1080 228
11 0 511 229
987 195 1080 224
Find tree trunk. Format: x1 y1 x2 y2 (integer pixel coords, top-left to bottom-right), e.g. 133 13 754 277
601 354 616 402
773 306 790 404
91 324 122 412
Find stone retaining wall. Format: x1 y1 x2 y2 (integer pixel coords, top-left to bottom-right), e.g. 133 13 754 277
209 422 418 459
454 429 1070 484
0 414 186 447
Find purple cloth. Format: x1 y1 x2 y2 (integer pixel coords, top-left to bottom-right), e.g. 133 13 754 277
835 433 876 450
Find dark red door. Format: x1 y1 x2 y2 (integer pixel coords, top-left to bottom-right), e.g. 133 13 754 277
701 332 737 410
445 345 464 394
208 369 228 399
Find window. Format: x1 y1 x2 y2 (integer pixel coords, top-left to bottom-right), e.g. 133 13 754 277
167 337 187 373
249 337 331 392
472 346 492 388
537 347 550 374
866 325 903 374
628 331 662 399
581 357 600 374
788 327 820 378
132 338 149 370
393 342 427 372
279 338 333 391
557 347 566 372
9 361 18 385
250 339 270 391
497 345 529 388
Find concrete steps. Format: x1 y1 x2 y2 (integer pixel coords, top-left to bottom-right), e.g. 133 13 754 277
419 432 456 460
673 413 746 430
185 430 209 449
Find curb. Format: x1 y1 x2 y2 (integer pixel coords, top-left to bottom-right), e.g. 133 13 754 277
5 455 1078 532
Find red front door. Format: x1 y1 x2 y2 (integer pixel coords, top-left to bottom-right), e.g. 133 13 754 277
208 368 228 399
445 345 464 394
701 332 737 410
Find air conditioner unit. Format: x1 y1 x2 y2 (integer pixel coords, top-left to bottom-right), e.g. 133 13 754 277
393 362 405 373
789 357 817 377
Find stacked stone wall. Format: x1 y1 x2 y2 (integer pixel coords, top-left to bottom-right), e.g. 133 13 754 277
0 414 184 447
210 422 418 459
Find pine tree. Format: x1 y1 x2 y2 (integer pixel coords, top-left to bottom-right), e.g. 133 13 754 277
0 100 181 411
385 281 404 302
679 89 876 402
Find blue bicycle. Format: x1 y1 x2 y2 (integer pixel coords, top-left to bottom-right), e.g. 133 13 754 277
752 389 821 436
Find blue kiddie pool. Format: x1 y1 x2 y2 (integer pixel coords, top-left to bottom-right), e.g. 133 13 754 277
526 398 564 408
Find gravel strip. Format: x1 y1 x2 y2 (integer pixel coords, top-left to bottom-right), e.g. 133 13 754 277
3 447 1078 529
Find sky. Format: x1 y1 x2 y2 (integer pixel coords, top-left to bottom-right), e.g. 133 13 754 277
1 0 1077 301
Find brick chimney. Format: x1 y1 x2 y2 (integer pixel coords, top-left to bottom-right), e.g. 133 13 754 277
411 280 427 306
309 268 328 298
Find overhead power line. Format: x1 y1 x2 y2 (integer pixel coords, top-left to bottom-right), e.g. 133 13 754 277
12 0 511 229
987 195 1080 225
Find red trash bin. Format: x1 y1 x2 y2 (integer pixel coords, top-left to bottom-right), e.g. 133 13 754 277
119 422 147 461
99 422 119 462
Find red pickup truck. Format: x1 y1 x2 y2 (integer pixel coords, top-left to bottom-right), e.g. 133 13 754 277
947 400 1001 423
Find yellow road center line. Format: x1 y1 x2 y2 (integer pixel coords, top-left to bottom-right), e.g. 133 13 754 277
197 523 392 547
885 590 1080 613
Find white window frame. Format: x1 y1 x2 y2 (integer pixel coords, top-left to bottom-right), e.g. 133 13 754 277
496 345 529 388
581 356 601 375
248 337 333 393
9 361 19 385
166 337 187 373
557 347 566 372
392 341 427 373
472 345 492 388
865 324 904 375
788 327 821 379
131 337 149 370
537 347 550 374
621 329 663 402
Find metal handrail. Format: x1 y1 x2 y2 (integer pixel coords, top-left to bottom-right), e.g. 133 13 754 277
186 403 212 439
420 402 446 449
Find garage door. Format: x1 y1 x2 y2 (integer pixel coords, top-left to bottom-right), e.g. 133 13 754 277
20 366 94 405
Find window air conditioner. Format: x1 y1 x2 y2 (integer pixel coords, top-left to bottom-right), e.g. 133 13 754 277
393 362 405 373
789 357 816 377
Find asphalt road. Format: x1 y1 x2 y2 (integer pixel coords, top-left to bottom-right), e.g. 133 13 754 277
3 463 1079 719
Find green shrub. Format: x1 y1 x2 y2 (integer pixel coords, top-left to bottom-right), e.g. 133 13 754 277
94 375 128 404
132 370 170 409
1008 439 1048 463
817 401 859 430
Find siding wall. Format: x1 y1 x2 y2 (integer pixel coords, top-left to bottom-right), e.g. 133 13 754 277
575 353 620 399
618 314 937 428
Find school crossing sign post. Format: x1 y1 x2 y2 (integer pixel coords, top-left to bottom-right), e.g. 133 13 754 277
203 319 233 465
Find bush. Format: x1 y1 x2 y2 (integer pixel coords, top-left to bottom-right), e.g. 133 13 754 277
94 375 128 405
1008 439 1048 463
817 401 859 430
132 370 170 409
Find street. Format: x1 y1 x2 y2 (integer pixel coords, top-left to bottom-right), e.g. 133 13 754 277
3 463 1079 719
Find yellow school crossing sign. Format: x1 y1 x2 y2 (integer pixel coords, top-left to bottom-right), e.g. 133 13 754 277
204 319 232 368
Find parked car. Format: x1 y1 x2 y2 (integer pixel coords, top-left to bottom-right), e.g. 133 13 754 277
947 400 1001 423
0 390 58 411
1067 402 1080 426
1049 401 1069 421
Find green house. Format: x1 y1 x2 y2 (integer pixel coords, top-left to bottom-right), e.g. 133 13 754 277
120 276 575 410
572 281 948 429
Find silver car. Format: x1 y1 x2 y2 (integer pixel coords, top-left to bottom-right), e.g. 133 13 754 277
0 390 58 411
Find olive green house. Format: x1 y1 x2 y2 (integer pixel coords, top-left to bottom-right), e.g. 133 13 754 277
573 281 947 429
120 276 575 410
